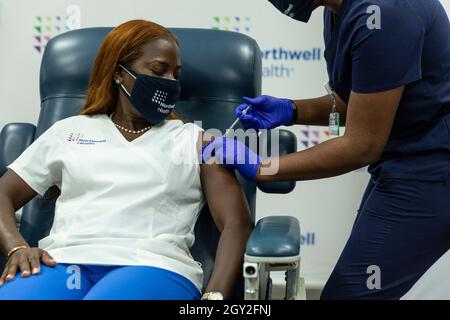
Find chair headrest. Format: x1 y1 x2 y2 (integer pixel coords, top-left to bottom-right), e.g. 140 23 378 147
40 27 262 104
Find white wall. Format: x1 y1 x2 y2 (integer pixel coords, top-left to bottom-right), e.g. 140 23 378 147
443 0 450 15
1 0 448 290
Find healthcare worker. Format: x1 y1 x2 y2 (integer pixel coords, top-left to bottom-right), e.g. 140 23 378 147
203 0 450 299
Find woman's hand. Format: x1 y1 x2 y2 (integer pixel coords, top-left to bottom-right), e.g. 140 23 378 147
0 247 56 286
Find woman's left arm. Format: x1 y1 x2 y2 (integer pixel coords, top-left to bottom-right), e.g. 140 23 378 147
198 134 252 299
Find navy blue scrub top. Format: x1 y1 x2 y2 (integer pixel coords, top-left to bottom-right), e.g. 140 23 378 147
323 0 450 178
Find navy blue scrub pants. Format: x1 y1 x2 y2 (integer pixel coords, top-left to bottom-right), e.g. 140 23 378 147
321 172 450 299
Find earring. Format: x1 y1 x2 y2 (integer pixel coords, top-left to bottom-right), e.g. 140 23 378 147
115 79 121 84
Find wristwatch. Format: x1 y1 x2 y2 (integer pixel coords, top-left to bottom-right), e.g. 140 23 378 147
201 291 224 300
289 100 298 126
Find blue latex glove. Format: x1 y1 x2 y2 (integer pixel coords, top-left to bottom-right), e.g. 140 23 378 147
201 136 261 181
235 95 294 130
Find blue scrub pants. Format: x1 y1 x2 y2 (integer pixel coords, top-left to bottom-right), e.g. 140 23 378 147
321 172 450 299
0 264 200 300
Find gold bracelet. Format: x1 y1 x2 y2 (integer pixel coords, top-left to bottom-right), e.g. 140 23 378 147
6 245 28 259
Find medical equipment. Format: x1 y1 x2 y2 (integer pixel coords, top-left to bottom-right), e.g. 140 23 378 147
225 104 250 136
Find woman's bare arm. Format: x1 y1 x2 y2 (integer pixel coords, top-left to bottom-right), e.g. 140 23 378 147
0 169 56 286
0 169 37 255
198 133 252 299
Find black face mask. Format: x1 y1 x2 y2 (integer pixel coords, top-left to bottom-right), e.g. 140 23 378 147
118 64 181 125
268 0 315 23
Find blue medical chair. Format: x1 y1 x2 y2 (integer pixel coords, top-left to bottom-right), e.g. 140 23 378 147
0 27 304 299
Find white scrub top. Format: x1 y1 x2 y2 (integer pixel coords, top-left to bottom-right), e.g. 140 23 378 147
8 114 206 290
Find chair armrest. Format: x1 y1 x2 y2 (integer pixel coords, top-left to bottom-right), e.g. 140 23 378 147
0 123 36 176
245 216 300 261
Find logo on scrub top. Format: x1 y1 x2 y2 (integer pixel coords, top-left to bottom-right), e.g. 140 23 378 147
68 132 81 142
67 133 106 145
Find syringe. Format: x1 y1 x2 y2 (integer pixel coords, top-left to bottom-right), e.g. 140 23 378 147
225 104 250 136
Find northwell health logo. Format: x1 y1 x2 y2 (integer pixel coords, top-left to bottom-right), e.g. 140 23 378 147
301 232 316 246
211 16 322 78
262 47 322 78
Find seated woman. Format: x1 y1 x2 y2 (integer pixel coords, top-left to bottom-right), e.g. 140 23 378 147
0 20 252 300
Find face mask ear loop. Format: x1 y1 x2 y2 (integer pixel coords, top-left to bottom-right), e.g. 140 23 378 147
118 64 137 79
119 83 132 97
117 64 136 97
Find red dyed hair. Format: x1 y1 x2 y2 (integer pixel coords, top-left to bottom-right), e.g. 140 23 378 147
81 20 179 119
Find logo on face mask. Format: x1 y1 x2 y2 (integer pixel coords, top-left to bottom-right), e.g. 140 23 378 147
118 64 181 125
152 90 174 114
284 4 296 17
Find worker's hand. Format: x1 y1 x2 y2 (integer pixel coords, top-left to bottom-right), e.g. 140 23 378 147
0 247 56 286
236 95 294 130
201 136 261 181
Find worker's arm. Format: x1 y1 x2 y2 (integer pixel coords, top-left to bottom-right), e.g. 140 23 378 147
204 87 403 182
292 93 348 126
257 87 404 181
236 93 348 129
